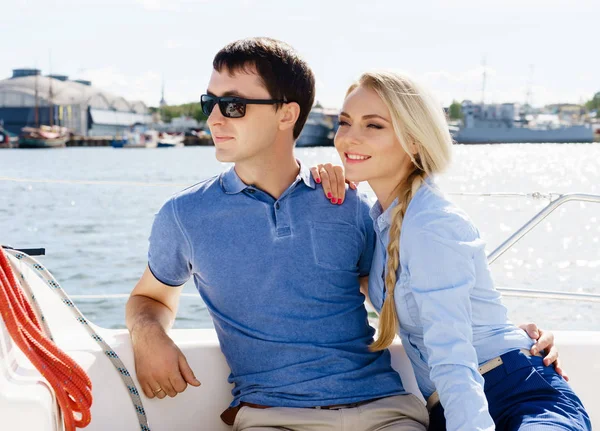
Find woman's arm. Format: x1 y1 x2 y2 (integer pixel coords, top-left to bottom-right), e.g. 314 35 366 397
405 223 494 431
313 164 567 380
310 163 356 204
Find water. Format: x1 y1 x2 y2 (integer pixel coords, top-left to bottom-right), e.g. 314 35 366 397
1 145 599 330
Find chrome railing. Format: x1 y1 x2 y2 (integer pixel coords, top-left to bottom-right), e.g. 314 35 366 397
494 287 600 303
5 180 599 304
487 193 600 264
484 193 600 302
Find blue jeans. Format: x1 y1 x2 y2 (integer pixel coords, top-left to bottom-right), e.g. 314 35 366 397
428 349 591 430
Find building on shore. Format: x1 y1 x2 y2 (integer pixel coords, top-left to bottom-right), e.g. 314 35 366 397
0 69 152 137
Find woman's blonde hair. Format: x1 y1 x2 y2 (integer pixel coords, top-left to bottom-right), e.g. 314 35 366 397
347 71 453 351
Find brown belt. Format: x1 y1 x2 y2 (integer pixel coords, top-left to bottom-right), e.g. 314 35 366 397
426 348 544 411
221 397 384 425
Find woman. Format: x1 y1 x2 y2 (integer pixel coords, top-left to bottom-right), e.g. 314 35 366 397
313 71 591 431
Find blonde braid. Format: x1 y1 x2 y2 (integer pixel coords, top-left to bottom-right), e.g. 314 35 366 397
370 169 425 351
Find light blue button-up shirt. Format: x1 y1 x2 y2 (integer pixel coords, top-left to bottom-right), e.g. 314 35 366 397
369 178 534 431
148 162 406 408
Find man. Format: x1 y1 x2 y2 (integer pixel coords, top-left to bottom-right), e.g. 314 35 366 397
126 37 560 431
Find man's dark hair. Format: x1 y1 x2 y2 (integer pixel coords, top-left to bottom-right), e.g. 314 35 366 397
213 37 315 139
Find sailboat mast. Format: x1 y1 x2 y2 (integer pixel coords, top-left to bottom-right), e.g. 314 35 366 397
34 69 39 127
525 64 534 109
48 76 54 127
481 56 487 105
48 51 54 127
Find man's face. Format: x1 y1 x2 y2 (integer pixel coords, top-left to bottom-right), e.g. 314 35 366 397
206 67 281 163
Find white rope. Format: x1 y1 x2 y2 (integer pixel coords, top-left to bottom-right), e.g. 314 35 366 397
5 249 152 431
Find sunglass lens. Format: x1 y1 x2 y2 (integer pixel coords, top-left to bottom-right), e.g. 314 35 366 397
221 100 246 118
201 95 216 117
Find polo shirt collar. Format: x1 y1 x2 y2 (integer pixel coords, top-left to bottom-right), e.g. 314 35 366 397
220 166 248 195
220 161 316 195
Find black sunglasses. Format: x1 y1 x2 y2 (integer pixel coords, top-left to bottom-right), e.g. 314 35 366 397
200 94 287 118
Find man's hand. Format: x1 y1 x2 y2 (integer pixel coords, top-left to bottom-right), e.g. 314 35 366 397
126 267 201 399
131 323 201 399
310 163 357 204
519 323 568 381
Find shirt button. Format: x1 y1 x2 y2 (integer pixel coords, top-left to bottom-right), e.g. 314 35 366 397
275 203 280 210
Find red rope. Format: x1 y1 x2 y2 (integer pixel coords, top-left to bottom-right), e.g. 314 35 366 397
0 247 92 430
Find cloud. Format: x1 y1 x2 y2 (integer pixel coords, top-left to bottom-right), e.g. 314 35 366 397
163 40 184 49
79 67 130 88
426 80 587 107
133 0 209 11
287 15 321 23
411 66 592 107
315 78 326 91
423 66 498 85
78 67 162 105
134 0 179 11
76 67 209 107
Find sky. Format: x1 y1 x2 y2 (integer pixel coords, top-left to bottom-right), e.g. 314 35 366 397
1 0 598 109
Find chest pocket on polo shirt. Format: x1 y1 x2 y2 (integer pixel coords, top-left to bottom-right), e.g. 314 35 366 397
310 221 362 271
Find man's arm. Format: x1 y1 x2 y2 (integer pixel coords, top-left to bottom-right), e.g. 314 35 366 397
126 266 201 399
126 266 181 333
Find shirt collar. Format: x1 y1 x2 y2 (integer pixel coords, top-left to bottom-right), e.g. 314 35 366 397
220 161 316 195
370 198 398 233
369 176 434 232
220 166 248 195
297 161 316 190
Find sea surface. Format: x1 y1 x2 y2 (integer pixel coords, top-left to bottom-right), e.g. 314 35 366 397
1 145 599 330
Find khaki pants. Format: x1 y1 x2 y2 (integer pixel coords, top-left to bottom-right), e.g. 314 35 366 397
232 394 429 431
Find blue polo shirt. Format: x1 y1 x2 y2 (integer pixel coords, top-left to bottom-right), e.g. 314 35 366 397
148 162 405 407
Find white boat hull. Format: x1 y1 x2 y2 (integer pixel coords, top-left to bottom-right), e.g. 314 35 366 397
2 256 598 430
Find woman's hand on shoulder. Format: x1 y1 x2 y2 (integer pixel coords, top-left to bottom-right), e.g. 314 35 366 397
310 163 357 205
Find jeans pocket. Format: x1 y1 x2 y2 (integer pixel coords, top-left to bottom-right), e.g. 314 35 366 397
485 364 561 405
528 367 564 396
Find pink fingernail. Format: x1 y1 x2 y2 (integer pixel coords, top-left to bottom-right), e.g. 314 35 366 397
330 198 336 204
315 178 321 184
337 199 343 205
327 192 332 198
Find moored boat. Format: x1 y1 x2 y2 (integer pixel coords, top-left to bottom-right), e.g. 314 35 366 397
157 132 184 148
0 126 17 148
19 125 69 149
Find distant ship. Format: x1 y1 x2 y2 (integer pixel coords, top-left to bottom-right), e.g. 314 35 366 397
18 73 70 149
0 126 17 148
19 125 69 149
452 101 594 144
296 107 338 147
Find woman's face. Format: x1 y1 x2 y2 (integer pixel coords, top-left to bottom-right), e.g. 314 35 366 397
334 86 413 184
